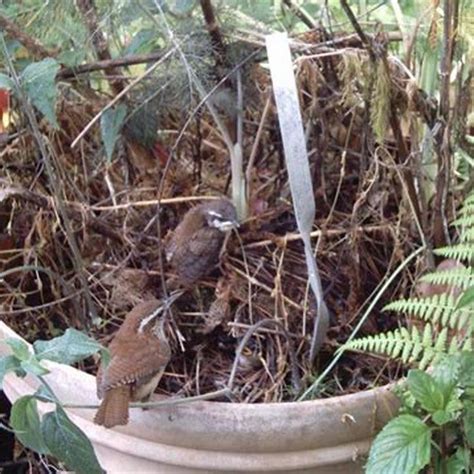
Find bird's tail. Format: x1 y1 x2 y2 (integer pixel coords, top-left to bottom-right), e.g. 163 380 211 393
94 386 130 428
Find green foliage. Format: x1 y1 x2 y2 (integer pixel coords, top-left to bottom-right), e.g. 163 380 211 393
42 406 104 474
21 58 60 128
418 267 474 291
456 287 474 311
0 330 105 472
0 355 22 386
367 352 474 474
10 395 49 455
100 104 128 161
342 192 474 473
33 327 107 365
0 72 14 89
384 294 470 331
366 414 431 474
343 192 474 368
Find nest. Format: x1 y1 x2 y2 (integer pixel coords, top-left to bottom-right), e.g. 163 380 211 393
1 32 426 403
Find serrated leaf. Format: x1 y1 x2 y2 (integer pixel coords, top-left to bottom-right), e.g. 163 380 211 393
34 328 104 365
6 338 31 361
41 406 103 474
10 395 49 454
0 355 22 387
431 354 460 400
432 409 453 426
445 446 471 473
0 73 14 89
21 58 60 128
407 370 445 412
366 414 431 474
100 104 127 161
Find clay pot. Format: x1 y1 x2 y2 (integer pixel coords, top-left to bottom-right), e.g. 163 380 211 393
0 321 399 473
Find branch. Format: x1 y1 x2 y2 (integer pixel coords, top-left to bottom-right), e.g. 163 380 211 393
57 51 168 79
0 14 58 59
76 0 124 95
199 0 227 67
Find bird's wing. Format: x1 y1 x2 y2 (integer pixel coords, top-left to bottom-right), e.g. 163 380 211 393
187 227 222 258
101 336 171 391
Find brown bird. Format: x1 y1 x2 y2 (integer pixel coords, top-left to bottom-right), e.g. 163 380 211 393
166 199 239 285
94 295 180 428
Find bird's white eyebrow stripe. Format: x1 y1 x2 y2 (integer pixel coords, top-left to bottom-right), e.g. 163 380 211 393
207 210 224 218
138 306 164 333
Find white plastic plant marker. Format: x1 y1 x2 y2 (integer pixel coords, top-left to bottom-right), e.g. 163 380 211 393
265 32 329 360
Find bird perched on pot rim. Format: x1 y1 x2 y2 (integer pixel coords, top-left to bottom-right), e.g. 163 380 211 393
166 198 239 285
94 294 181 428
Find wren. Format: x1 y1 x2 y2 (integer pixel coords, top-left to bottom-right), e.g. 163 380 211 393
94 297 179 428
166 199 239 285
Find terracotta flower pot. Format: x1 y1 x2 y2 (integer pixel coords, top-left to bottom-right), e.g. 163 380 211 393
0 321 399 473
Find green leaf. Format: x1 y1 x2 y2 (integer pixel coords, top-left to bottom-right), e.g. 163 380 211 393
446 447 471 474
0 73 14 89
21 58 60 128
366 414 431 474
6 338 31 361
432 354 460 401
459 352 474 387
20 356 49 377
464 400 474 448
10 395 49 454
34 328 104 365
100 104 127 161
124 29 156 56
0 355 22 387
455 287 474 310
432 409 454 426
172 0 196 15
41 406 103 474
407 370 445 412
34 384 56 403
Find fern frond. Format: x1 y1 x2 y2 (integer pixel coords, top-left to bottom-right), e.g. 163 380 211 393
342 325 446 369
384 294 462 328
344 191 473 370
460 227 474 242
463 193 474 207
418 267 474 289
385 294 473 331
435 244 474 261
452 213 474 227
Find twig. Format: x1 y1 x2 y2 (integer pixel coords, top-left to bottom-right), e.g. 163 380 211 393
57 51 170 79
282 0 317 29
227 319 301 394
61 388 231 410
0 14 57 59
76 0 124 95
199 0 227 66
